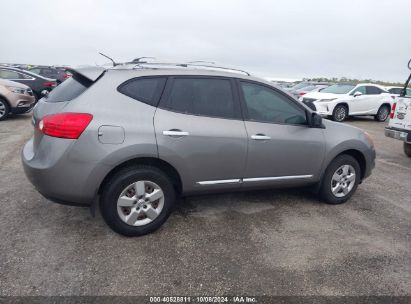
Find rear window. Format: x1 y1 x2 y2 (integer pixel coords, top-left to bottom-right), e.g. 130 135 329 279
45 74 92 103
117 77 166 107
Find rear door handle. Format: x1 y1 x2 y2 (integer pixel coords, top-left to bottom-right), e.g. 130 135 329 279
251 134 271 140
163 130 189 137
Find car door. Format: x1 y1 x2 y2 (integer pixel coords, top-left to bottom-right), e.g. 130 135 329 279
154 76 248 193
348 85 369 114
365 85 386 114
238 80 325 187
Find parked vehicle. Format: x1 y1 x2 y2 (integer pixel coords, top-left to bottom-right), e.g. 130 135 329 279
385 60 411 157
385 86 411 96
284 81 313 92
0 79 35 120
27 66 71 84
292 83 330 98
22 63 375 236
0 66 57 100
300 83 393 122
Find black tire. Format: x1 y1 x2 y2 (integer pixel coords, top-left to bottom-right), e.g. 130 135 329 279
0 98 10 121
332 104 348 122
319 154 361 204
374 105 390 122
100 165 176 236
404 143 411 158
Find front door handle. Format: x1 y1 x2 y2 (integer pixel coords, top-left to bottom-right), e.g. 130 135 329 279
163 129 189 137
251 134 271 140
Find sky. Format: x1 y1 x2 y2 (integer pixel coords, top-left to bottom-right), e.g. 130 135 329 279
1 0 410 82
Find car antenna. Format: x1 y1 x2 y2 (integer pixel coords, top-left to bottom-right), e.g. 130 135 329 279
98 52 117 66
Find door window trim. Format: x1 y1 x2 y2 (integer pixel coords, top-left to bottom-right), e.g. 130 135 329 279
158 75 243 121
235 79 310 127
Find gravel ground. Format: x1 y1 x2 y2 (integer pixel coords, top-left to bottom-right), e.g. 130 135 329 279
0 114 410 296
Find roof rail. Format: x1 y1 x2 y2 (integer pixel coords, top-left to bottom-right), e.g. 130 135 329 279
130 62 251 76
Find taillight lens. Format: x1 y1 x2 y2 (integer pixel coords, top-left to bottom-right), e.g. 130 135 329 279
39 113 93 139
299 92 306 96
389 102 397 119
43 81 57 87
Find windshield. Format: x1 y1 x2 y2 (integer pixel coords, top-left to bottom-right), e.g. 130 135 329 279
321 84 355 94
290 82 311 90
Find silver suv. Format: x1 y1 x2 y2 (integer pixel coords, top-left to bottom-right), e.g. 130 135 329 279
22 63 376 236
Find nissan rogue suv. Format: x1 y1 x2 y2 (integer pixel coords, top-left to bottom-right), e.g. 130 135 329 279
22 63 376 236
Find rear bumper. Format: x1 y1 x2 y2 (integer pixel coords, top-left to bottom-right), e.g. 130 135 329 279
21 137 97 207
385 127 411 143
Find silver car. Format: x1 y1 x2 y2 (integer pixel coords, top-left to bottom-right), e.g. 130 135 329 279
22 63 376 236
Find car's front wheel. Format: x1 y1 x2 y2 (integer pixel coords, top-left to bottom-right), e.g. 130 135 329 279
319 154 361 204
0 98 10 121
332 104 348 122
100 165 175 236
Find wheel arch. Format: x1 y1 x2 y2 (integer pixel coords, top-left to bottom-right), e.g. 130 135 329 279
334 149 366 180
0 94 11 107
98 157 183 195
335 102 349 113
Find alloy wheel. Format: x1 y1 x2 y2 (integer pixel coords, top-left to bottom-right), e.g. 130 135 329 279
378 107 389 121
330 164 356 198
335 106 347 121
117 180 165 226
0 101 6 118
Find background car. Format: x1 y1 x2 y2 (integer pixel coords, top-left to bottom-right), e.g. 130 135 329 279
385 86 411 96
292 83 330 98
300 83 393 122
27 66 71 84
0 79 35 120
0 66 57 100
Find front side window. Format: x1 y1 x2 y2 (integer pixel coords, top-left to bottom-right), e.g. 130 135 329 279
366 86 383 95
241 82 307 125
118 77 166 107
164 78 236 119
0 69 20 79
351 86 366 95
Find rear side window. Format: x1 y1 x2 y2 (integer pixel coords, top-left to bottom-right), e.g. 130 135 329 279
162 77 236 119
118 77 166 107
45 73 91 103
366 86 384 95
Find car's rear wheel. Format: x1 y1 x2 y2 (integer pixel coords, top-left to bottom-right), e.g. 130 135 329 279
404 143 411 158
0 98 10 121
319 154 361 204
332 104 348 122
374 105 390 122
100 165 175 236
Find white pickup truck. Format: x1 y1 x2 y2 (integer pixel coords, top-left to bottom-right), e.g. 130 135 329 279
385 60 411 157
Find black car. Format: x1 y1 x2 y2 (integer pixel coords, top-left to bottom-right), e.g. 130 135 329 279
0 66 57 100
27 66 71 84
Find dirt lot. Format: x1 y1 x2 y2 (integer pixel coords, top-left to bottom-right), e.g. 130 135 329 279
0 114 410 296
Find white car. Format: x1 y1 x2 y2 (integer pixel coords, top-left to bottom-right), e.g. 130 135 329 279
300 83 394 122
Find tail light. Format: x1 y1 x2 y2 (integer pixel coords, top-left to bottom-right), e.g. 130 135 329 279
43 81 57 87
63 73 71 79
39 113 93 139
389 103 397 119
298 92 306 96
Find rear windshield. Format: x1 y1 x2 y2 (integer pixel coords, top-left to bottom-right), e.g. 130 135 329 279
45 73 92 102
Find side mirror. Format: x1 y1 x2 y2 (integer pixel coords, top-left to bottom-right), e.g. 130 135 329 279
41 90 49 97
353 91 362 97
310 112 323 128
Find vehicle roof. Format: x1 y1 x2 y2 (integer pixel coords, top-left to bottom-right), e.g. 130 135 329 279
70 64 277 86
0 65 55 80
